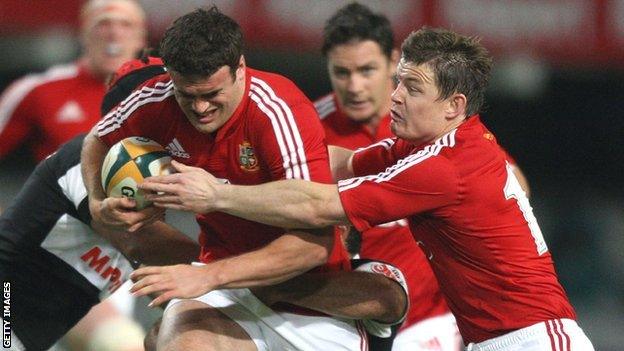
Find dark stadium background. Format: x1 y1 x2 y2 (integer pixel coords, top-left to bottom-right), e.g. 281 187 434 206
0 1 622 350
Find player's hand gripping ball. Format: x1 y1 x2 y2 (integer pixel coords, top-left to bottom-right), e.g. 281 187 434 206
101 136 173 209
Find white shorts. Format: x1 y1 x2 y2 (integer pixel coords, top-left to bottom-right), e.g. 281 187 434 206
166 288 368 351
465 319 594 351
392 312 462 351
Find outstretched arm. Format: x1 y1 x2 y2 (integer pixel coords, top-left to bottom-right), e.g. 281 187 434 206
140 160 350 229
130 227 335 306
328 145 355 181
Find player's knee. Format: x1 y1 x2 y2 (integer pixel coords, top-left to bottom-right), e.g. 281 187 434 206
158 301 253 351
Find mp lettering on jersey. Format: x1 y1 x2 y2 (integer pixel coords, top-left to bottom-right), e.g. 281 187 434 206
80 246 123 292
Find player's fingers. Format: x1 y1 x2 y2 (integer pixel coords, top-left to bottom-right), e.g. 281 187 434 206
131 266 164 280
128 222 145 233
132 281 168 298
149 291 177 308
124 209 161 232
143 172 183 184
152 202 187 211
171 160 197 173
139 180 179 193
144 193 181 203
114 197 138 210
130 275 160 293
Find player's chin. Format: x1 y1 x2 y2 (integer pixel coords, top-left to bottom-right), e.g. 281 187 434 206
193 119 222 134
389 121 404 137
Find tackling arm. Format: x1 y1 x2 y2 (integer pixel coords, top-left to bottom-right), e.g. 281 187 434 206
328 145 355 181
141 161 351 229
215 179 349 229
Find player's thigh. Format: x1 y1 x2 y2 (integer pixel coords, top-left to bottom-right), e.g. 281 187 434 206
198 288 365 351
158 299 257 351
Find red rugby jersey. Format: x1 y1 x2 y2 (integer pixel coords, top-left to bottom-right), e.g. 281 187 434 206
0 60 106 161
97 68 349 272
337 116 576 343
315 93 450 330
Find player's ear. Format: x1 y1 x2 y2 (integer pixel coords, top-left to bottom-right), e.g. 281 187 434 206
389 49 400 76
445 93 467 120
236 56 246 82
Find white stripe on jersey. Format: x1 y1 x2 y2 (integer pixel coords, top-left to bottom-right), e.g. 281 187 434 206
313 94 336 120
338 129 457 192
249 93 296 179
354 137 396 153
250 77 310 180
97 80 174 136
0 63 79 133
58 163 88 209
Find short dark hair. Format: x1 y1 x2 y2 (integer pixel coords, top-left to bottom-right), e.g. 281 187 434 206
159 6 243 77
401 27 492 116
322 2 394 58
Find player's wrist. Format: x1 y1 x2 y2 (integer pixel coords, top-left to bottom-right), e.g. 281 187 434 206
199 263 225 291
211 183 233 212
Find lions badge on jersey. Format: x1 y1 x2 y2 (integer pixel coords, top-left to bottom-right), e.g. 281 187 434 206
239 141 259 171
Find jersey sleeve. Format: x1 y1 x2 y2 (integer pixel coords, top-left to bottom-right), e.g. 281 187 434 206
351 138 416 177
338 154 458 232
96 79 174 147
252 97 333 183
0 77 38 158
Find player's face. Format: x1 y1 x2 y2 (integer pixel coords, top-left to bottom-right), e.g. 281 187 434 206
327 40 397 123
390 59 460 144
82 1 146 78
170 59 246 134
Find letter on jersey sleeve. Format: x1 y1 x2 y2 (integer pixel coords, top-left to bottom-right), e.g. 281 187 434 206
338 154 458 232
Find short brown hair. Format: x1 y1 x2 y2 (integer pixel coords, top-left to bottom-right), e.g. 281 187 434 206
159 6 243 78
401 27 492 116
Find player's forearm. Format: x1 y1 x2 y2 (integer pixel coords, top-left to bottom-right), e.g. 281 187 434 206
81 128 108 202
92 221 199 266
253 271 406 323
328 145 355 181
128 221 200 266
206 229 333 289
215 180 348 229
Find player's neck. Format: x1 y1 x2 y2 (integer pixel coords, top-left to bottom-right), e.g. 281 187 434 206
362 113 384 135
364 96 392 135
80 57 111 83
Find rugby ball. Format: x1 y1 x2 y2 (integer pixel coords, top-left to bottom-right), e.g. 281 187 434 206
101 136 173 209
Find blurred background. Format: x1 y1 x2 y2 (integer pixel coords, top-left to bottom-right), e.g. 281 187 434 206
0 0 622 350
